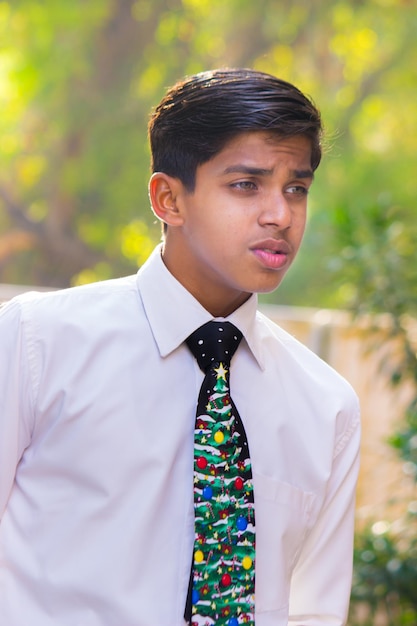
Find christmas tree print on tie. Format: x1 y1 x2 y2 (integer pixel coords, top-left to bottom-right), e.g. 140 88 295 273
188 322 255 626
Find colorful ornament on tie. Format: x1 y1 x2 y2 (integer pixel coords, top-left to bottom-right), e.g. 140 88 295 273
186 322 255 626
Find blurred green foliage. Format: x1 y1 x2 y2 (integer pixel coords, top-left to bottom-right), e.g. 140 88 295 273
345 201 417 622
345 202 417 623
349 517 417 625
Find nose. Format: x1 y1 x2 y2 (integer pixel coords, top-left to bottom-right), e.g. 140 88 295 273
257 192 292 230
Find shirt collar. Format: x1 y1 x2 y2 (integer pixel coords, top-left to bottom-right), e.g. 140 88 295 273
136 246 265 370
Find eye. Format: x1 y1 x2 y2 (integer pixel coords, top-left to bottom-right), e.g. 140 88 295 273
286 184 309 196
230 180 258 191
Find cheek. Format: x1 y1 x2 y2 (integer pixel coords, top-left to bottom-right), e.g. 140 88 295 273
218 204 251 233
293 211 307 235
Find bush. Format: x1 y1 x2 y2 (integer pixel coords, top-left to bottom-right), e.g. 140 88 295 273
349 515 417 625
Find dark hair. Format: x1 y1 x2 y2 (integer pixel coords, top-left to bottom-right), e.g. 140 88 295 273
148 68 323 191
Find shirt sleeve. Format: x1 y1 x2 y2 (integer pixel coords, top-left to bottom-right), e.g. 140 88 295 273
0 298 35 518
288 397 361 626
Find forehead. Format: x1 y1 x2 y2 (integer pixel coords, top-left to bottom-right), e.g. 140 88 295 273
224 130 311 152
202 131 313 174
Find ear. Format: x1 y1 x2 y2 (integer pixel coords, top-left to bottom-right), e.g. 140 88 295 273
148 172 185 227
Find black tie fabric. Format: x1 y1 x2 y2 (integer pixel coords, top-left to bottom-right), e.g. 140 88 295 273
185 321 255 626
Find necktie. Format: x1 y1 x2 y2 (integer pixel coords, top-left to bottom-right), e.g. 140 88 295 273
185 321 255 626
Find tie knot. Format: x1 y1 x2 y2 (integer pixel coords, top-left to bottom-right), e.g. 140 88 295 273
186 321 243 372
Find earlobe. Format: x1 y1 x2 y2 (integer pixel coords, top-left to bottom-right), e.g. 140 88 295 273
148 172 185 227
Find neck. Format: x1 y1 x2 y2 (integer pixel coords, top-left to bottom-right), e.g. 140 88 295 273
204 292 251 318
160 241 252 318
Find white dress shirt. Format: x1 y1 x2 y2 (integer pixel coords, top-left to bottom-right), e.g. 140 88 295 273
0 246 360 626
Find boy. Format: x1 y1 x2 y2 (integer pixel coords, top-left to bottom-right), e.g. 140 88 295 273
0 69 360 625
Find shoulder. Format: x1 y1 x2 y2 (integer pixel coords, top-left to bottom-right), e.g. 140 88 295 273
256 309 348 373
0 275 149 389
0 274 146 353
255 310 360 457
255 309 360 414
3 274 138 321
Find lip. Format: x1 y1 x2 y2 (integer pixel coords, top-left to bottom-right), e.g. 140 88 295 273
250 238 292 270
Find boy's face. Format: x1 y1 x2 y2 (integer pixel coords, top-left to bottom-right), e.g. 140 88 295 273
160 131 314 317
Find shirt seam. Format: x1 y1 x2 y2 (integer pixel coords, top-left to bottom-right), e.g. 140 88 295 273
333 409 360 459
21 301 39 436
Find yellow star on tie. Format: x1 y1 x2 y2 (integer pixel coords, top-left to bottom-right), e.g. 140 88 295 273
214 363 228 380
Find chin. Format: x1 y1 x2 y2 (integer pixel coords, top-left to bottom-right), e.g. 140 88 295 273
254 277 286 294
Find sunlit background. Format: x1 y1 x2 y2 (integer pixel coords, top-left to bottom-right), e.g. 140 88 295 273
0 1 416 623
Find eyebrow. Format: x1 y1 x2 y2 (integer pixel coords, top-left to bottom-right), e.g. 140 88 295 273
222 165 314 179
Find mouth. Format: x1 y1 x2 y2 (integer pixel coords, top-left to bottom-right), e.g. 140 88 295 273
250 239 291 270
